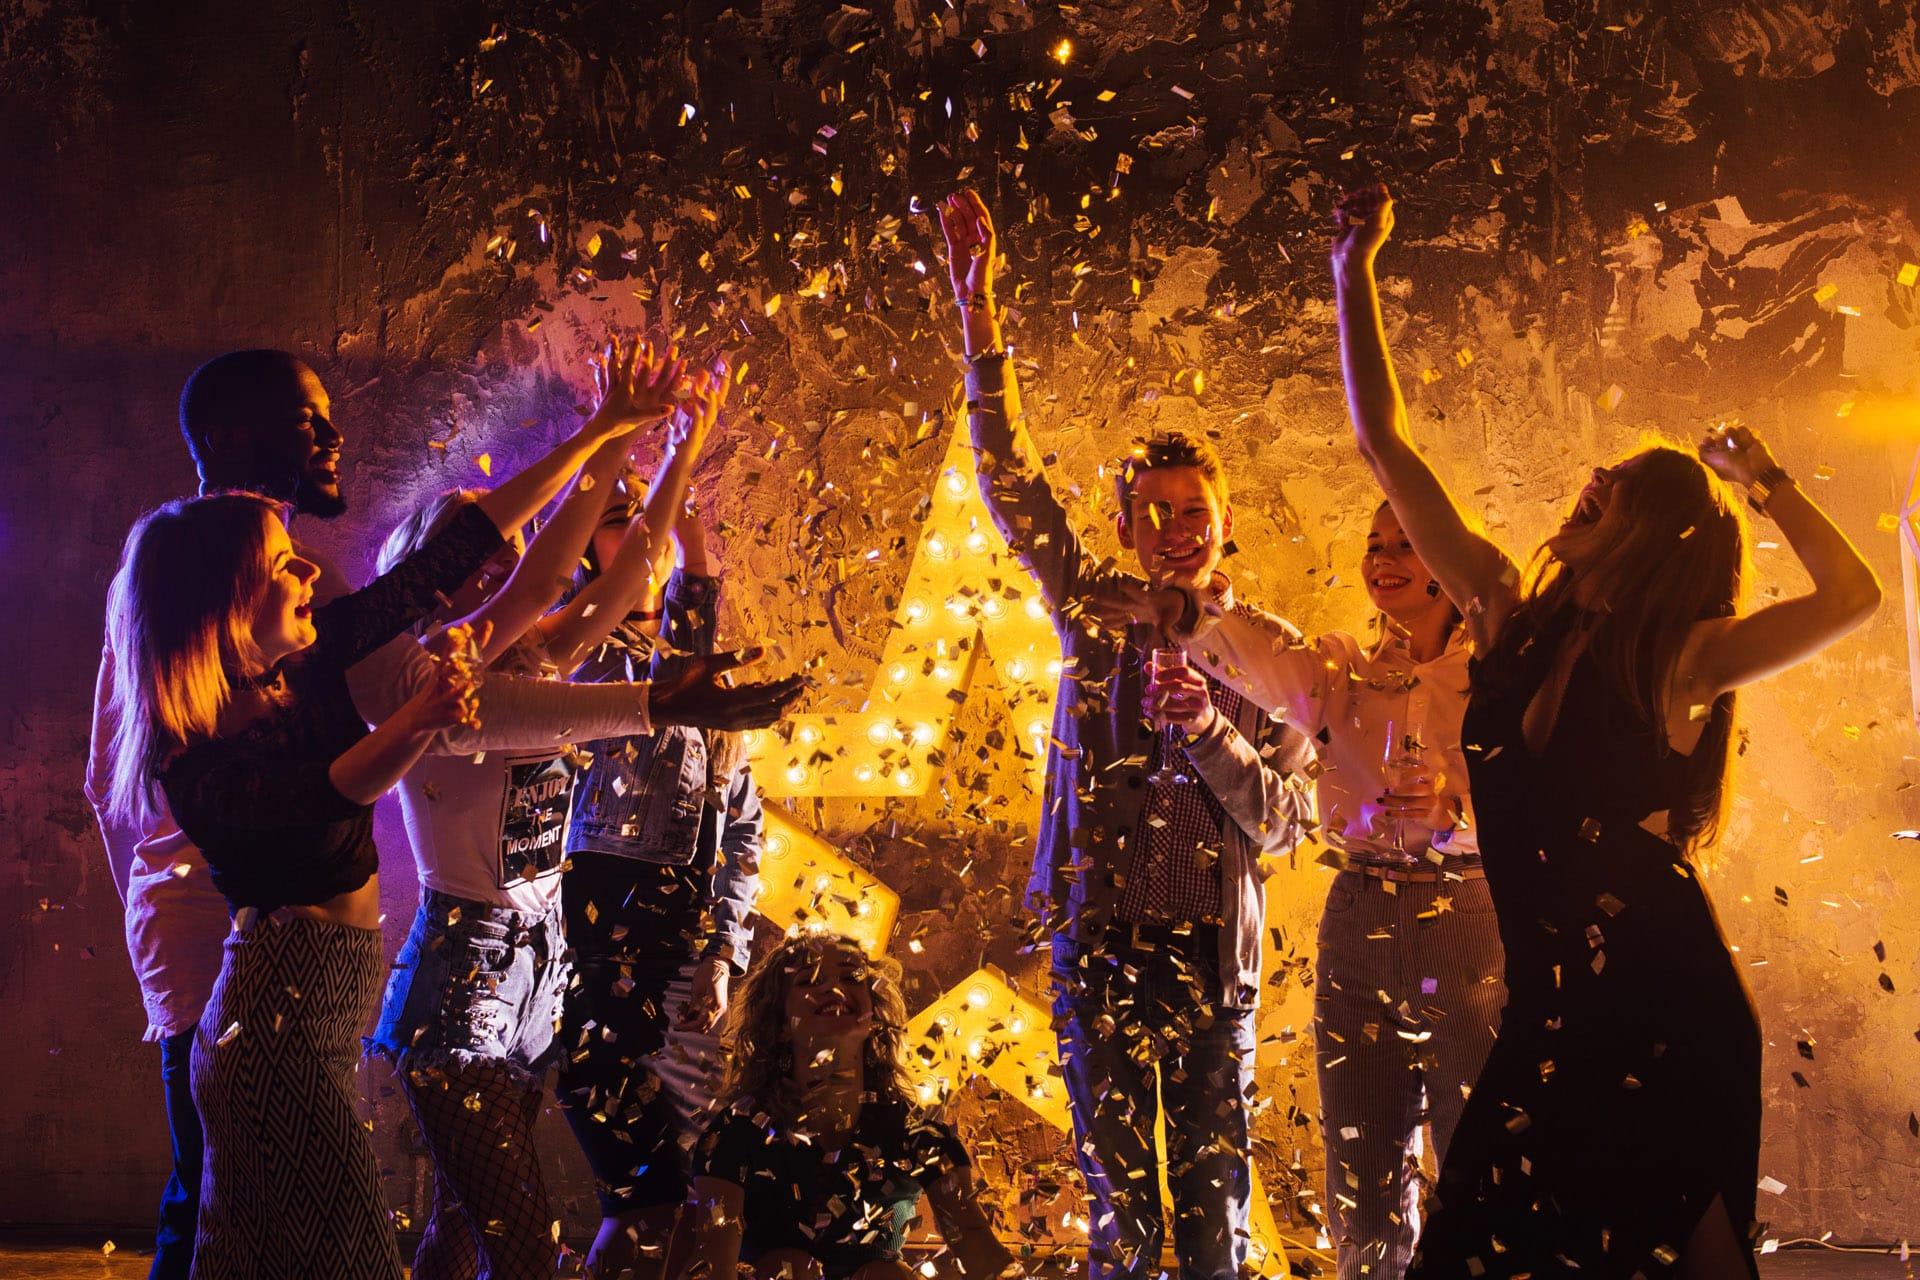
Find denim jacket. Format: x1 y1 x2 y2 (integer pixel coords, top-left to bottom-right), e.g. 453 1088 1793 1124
565 570 764 972
966 354 1315 1006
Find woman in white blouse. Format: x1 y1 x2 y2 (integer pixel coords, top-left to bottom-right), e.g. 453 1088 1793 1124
1100 500 1500 1280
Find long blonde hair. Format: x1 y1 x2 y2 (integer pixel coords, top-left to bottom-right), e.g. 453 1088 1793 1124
104 493 283 825
721 927 914 1129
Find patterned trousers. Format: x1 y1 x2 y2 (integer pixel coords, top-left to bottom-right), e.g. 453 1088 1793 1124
1314 871 1504 1280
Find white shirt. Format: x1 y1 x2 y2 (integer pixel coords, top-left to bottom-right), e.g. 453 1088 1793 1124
1180 606 1478 868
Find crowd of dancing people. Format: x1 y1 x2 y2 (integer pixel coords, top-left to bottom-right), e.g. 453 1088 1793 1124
83 184 1880 1280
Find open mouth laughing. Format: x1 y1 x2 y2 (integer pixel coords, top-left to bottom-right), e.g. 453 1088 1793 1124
1157 540 1208 572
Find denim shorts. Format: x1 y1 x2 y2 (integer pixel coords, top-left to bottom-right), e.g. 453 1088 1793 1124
368 888 569 1081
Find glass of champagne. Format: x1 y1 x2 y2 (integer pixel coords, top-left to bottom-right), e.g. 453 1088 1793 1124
1150 646 1194 785
1380 719 1432 854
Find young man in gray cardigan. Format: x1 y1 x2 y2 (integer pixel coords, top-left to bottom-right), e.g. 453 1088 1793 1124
940 191 1314 1280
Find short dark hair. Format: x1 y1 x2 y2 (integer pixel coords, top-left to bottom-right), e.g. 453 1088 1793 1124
179 350 305 475
1112 430 1229 512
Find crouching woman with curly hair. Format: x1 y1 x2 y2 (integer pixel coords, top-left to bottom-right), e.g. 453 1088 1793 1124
677 928 1020 1280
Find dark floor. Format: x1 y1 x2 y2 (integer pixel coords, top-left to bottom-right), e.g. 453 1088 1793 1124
0 1235 1911 1280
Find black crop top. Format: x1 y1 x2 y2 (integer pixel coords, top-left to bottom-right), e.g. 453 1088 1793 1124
160 503 503 915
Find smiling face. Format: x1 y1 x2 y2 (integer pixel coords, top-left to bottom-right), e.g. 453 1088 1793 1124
1363 505 1450 625
231 358 351 518
783 944 877 1043
1547 453 1649 572
249 515 321 668
1117 465 1233 591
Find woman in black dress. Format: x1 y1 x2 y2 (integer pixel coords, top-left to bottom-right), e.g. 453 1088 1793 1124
1328 184 1881 1278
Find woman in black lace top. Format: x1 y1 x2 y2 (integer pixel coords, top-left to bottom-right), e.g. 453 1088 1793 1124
101 401 664 1279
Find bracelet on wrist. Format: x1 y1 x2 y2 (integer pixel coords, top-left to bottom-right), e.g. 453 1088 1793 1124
955 292 996 311
1747 465 1793 516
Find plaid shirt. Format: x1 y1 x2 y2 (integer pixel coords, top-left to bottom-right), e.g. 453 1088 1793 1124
1116 674 1247 926
965 352 1315 1006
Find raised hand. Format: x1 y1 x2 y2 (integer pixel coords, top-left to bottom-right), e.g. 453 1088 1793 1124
649 648 806 731
938 189 997 302
666 358 731 460
1698 420 1779 488
1331 183 1395 276
591 333 687 438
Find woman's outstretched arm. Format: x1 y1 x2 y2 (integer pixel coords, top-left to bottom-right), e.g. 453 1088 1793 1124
1333 185 1521 646
543 362 728 674
1682 423 1881 698
469 335 685 539
458 335 682 665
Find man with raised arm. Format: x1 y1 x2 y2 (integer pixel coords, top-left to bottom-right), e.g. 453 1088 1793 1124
84 344 799 1279
939 190 1314 1280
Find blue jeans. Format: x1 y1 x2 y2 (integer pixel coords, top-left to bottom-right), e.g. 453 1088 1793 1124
369 889 568 1074
151 1028 200 1280
1054 927 1256 1280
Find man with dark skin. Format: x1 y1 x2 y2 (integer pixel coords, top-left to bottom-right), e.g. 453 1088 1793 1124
85 347 801 1279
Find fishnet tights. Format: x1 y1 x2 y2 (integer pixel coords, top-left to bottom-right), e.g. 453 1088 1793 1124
403 1058 555 1280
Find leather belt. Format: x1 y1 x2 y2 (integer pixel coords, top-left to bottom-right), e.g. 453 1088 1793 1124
1353 863 1487 884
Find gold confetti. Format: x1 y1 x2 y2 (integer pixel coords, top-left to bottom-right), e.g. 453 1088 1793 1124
476 453 492 477
1899 262 1919 287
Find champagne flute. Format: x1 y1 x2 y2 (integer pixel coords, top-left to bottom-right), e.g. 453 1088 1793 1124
1380 719 1432 854
1149 645 1193 785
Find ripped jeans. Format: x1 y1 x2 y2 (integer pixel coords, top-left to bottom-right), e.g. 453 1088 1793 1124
371 888 568 1076
370 890 569 1280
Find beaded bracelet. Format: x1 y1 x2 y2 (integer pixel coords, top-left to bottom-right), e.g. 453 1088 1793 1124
955 292 996 311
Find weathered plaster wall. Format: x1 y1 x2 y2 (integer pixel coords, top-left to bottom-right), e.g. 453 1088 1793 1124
2 0 1916 1244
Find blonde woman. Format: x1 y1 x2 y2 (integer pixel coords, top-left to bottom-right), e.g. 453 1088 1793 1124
103 484 519 1279
370 354 734 1280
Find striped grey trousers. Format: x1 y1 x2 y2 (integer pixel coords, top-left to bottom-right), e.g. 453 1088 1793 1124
1314 869 1505 1280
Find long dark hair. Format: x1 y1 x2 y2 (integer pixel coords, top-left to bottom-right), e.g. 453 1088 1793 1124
1485 446 1748 860
720 927 914 1129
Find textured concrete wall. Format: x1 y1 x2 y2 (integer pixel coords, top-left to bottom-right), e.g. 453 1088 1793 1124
2 0 1917 1244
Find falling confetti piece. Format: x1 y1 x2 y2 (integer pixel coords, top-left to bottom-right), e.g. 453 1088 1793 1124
1899 263 1920 287
477 453 492 477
